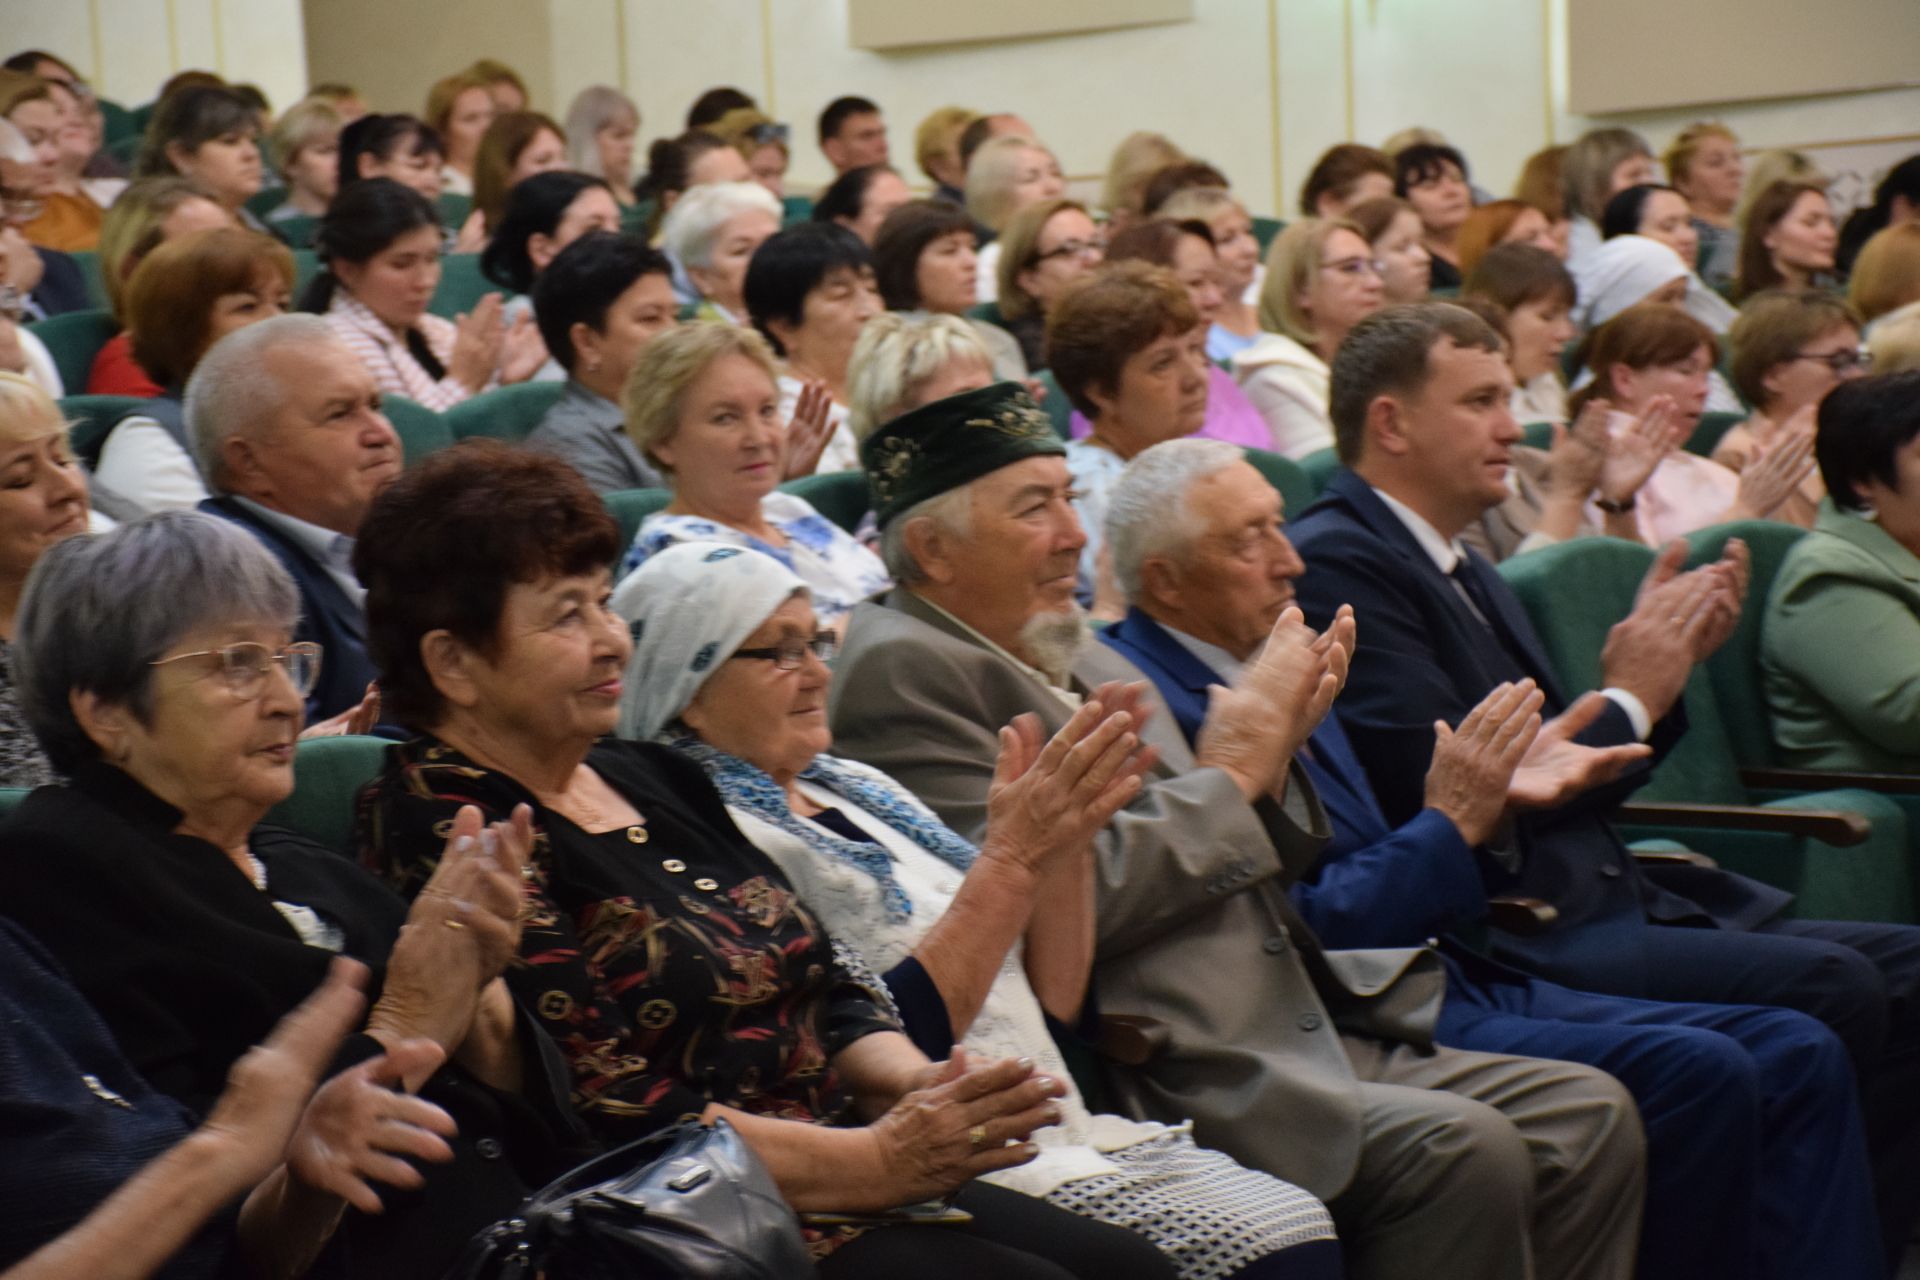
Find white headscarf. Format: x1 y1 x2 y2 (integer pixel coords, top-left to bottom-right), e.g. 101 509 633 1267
1573 234 1688 332
611 542 809 740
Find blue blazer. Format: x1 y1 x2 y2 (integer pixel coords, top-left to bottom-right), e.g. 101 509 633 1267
28 247 90 319
199 496 378 723
1284 470 1789 960
1102 607 1488 949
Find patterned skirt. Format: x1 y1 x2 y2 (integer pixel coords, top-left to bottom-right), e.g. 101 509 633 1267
1043 1128 1337 1279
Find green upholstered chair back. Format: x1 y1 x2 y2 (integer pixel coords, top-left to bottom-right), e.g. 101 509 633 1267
0 787 30 822
1242 448 1316 520
1032 368 1075 439
1682 519 1807 768
1520 421 1556 451
381 396 455 464
444 382 567 443
1251 216 1286 254
247 187 289 219
263 734 392 856
435 192 474 230
59 394 151 466
429 255 499 320
292 249 323 302
97 98 139 146
69 251 108 310
966 300 1008 328
779 470 872 535
268 215 323 250
28 309 118 394
603 487 674 571
1685 411 1746 459
1299 447 1341 498
782 195 816 226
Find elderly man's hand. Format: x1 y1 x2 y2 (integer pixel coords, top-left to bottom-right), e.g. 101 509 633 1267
982 700 1156 874
1507 692 1654 809
1193 605 1350 803
1424 680 1543 846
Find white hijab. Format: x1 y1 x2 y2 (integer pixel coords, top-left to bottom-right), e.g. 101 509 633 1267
1573 234 1688 332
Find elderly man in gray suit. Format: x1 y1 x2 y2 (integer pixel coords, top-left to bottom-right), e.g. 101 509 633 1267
829 381 1644 1280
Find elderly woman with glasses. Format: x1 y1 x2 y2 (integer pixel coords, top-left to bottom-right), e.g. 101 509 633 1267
1232 217 1384 459
0 510 579 1280
351 442 1181 1280
612 541 1343 1280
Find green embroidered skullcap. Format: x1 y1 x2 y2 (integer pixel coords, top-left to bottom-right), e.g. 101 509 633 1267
860 381 1065 529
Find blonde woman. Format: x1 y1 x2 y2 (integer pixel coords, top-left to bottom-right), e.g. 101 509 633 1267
1159 186 1264 363
1232 218 1384 458
1099 131 1184 233
964 135 1065 304
422 69 494 198
262 99 342 224
1663 122 1744 290
913 105 979 206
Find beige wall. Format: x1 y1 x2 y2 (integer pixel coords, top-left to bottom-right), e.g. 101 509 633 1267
8 0 1918 215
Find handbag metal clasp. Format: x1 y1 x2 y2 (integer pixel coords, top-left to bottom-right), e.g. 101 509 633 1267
666 1163 712 1192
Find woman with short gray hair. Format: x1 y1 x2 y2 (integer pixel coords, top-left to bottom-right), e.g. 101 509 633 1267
658 179 782 325
3 509 578 1279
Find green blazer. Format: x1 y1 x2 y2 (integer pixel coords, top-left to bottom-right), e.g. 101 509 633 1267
1762 499 1920 770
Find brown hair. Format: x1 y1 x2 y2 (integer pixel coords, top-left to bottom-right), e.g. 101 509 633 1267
1328 302 1504 464
1346 195 1416 246
423 70 492 138
353 439 619 728
472 110 566 232
1512 146 1568 221
997 198 1090 323
1562 128 1652 223
1102 132 1186 219
1257 217 1362 347
871 198 974 310
1462 242 1575 314
1662 122 1737 193
126 228 293 388
1299 144 1393 218
1046 261 1200 418
1140 161 1230 217
1455 199 1544 278
1568 303 1718 417
1105 217 1213 269
1848 223 1920 325
1736 181 1827 300
1727 289 1860 410
95 177 223 320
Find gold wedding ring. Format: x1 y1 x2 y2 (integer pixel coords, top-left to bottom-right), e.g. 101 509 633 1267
968 1124 990 1151
443 918 467 931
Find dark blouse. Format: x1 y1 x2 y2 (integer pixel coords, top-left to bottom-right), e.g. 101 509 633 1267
356 736 903 1148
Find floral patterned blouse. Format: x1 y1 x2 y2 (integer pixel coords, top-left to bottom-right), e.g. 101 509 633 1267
356 736 902 1147
619 492 891 628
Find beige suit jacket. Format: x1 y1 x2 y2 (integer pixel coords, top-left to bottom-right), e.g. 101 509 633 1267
827 590 1446 1199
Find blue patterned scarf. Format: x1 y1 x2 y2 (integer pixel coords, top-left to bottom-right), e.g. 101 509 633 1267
664 727 978 921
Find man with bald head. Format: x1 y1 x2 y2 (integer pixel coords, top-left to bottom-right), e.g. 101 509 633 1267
186 314 400 724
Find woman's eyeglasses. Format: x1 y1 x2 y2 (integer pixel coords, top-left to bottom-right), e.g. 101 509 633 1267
1032 237 1107 264
151 641 324 700
1790 347 1870 375
1320 256 1386 279
730 632 837 671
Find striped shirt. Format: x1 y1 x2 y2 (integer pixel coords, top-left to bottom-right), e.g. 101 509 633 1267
324 291 490 411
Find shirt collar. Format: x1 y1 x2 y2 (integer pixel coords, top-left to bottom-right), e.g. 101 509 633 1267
230 495 357 573
1370 485 1466 575
910 592 1083 710
1163 623 1246 685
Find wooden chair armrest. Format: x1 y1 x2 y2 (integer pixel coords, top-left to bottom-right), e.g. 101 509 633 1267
1097 1014 1170 1067
1632 848 1719 869
1739 766 1920 795
1487 896 1559 935
1617 802 1871 846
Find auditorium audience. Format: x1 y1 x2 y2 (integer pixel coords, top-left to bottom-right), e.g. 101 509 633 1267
1100 131 1185 231
0 73 99 252
308 178 543 410
261 98 342 226
1765 370 1920 772
1513 143 1573 254
1601 182 1738 332
1463 242 1576 422
467 110 567 243
618 323 887 630
1234 217 1384 458
527 231 675 492
1718 289 1863 525
995 197 1104 369
819 95 889 175
92 228 292 517
1393 143 1473 289
813 163 912 245
659 179 782 323
1348 196 1431 303
86 176 235 396
1456 200 1559 278
3 509 577 1280
351 442 1173 1280
872 198 1028 380
1837 154 1920 278
965 135 1065 303
844 311 999 445
633 129 751 240
131 85 266 227
1737 181 1837 299
1560 127 1655 272
706 106 791 199
1157 186 1264 363
480 170 620 379
914 105 978 206
614 540 1345 1279
1300 144 1395 220
562 85 641 205
335 112 445 203
686 85 757 130
1871 308 1920 374
422 69 494 198
1663 122 1745 290
744 222 880 474
1849 223 1920 333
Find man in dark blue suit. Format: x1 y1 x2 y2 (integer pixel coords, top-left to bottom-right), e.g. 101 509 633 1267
1281 302 1920 1261
1099 436 1883 1278
184 316 392 727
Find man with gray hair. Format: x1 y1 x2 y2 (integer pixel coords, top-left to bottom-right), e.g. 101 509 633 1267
830 380 1645 1280
187 314 398 725
1102 436 1886 1280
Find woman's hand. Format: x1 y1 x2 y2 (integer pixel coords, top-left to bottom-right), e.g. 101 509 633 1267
0 227 44 295
283 1037 458 1213
1541 402 1607 502
860 1048 1061 1203
497 311 548 385
447 294 506 394
981 699 1154 876
781 379 835 479
1727 417 1816 520
298 684 381 739
1598 395 1681 506
365 804 533 1070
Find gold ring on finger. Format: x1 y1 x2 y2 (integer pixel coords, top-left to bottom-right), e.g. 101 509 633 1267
968 1124 990 1151
443 918 467 931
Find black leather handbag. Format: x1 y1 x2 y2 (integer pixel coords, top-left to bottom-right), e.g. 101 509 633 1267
446 1118 813 1279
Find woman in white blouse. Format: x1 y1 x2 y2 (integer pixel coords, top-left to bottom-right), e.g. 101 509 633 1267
305 178 542 412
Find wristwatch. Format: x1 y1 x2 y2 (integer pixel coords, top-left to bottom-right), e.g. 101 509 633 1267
1594 494 1637 515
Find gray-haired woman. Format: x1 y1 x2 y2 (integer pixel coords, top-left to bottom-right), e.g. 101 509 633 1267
614 541 1345 1280
0 510 579 1280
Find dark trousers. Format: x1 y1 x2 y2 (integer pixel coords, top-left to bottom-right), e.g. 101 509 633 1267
1507 914 1920 1266
1439 968 1880 1280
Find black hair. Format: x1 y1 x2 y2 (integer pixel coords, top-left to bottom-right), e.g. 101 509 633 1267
871 198 974 310
336 113 443 193
302 178 443 377
229 82 270 115
1393 143 1470 198
481 170 611 292
743 223 872 356
132 85 258 178
1838 155 1920 276
812 164 893 228
1816 371 1920 513
687 86 756 130
818 95 880 148
531 231 673 374
633 130 731 235
1600 183 1683 240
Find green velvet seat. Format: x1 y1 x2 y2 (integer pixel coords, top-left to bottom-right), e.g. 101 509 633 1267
292 249 322 302
428 254 499 320
381 396 455 464
69 250 108 310
0 787 29 823
1032 368 1075 439
263 735 392 856
27 309 117 394
1498 535 1913 922
782 195 815 226
967 300 1008 329
58 394 150 465
1251 216 1286 255
435 192 474 230
1684 410 1746 460
1242 448 1316 521
1520 420 1556 451
779 470 871 535
443 382 566 443
1299 447 1342 498
266 214 322 251
246 187 289 220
